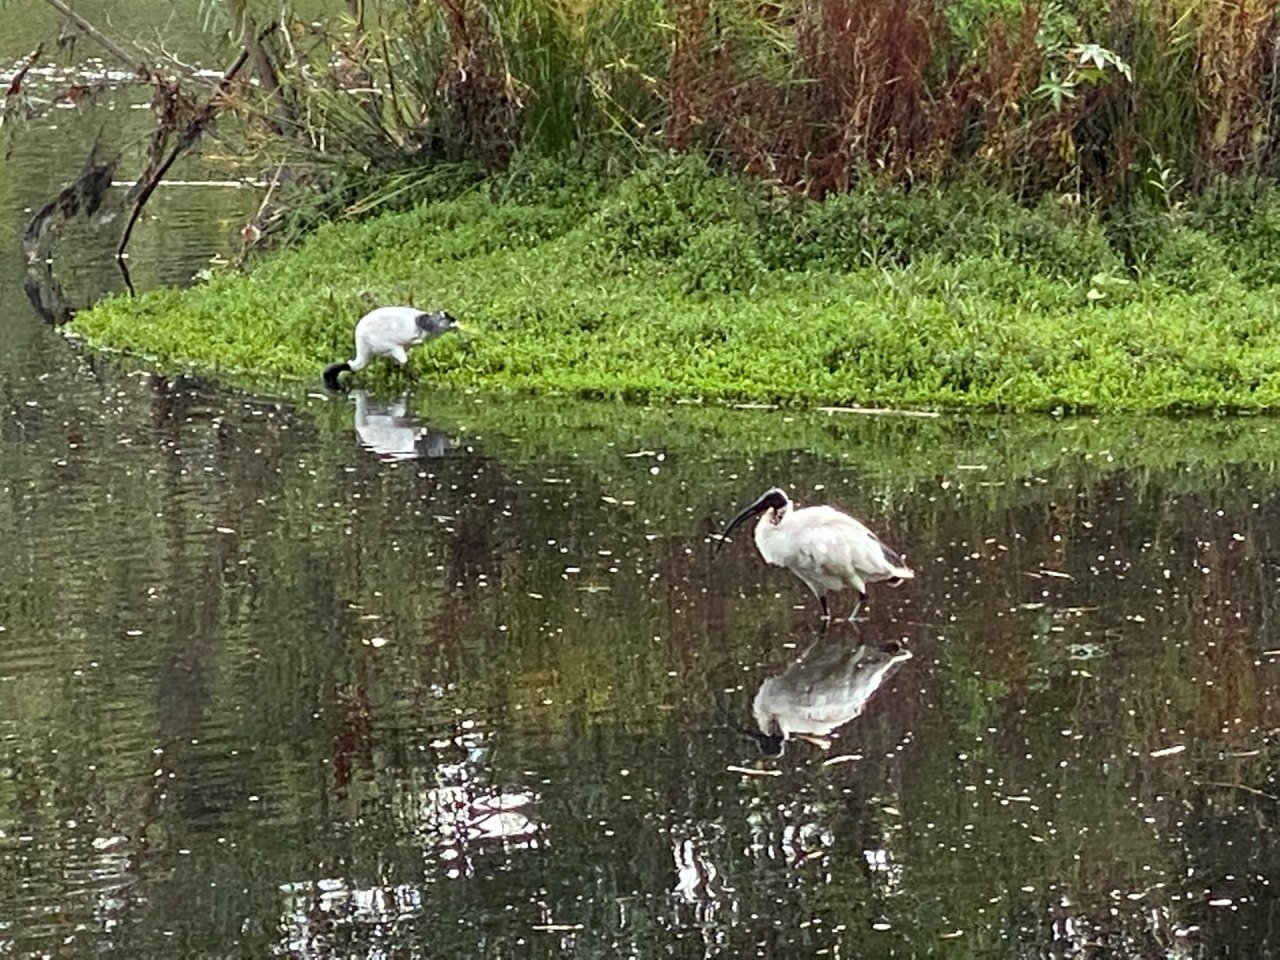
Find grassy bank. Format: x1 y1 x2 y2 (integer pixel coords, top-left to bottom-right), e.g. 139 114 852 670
71 158 1280 412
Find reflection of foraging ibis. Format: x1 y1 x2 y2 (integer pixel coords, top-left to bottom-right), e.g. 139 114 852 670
351 390 452 462
323 306 460 391
717 487 914 620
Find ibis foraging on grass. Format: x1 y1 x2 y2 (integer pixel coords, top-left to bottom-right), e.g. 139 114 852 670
717 487 914 621
323 306 460 391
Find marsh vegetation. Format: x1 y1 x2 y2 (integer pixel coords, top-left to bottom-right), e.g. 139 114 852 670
72 160 1280 410
5 0 1279 408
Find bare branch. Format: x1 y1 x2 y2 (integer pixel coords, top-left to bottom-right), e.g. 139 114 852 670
117 45 254 265
5 43 44 96
40 0 154 79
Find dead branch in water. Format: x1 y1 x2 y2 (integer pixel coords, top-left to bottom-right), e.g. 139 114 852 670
5 43 44 97
23 140 117 324
116 40 262 284
24 2 282 300
24 140 116 256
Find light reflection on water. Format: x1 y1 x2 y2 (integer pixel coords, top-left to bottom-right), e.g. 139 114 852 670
3 54 1280 960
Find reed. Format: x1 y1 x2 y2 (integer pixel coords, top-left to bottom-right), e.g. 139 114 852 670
223 0 1280 220
1193 0 1279 179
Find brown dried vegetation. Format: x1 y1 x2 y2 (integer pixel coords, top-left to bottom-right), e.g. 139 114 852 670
26 0 1280 214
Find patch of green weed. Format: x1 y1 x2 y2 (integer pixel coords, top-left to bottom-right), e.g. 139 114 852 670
71 161 1280 413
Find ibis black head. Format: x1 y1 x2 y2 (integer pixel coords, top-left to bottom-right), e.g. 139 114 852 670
716 487 791 551
712 689 785 756
416 310 461 338
323 360 352 392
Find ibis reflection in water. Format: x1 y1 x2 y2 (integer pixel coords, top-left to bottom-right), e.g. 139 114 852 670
717 487 915 621
352 390 452 462
406 725 543 881
751 637 912 755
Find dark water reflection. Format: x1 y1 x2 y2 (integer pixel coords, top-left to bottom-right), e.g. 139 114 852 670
2 372 1279 959
5 48 1280 960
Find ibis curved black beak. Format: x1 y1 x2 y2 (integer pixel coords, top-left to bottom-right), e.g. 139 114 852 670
711 690 784 756
715 488 789 552
716 503 765 552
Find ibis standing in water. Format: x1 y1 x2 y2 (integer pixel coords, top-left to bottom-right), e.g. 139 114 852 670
323 306 461 391
717 487 914 621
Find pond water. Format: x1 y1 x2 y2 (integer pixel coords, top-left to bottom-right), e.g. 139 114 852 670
4 35 1280 960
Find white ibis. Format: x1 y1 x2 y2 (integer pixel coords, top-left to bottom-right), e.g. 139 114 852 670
717 487 914 620
323 306 460 390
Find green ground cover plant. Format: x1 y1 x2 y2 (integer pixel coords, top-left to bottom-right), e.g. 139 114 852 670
71 157 1280 412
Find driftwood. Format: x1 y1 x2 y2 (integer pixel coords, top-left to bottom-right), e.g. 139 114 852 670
24 260 75 325
32 1 274 289
22 141 118 324
816 405 942 419
117 45 254 277
23 141 116 256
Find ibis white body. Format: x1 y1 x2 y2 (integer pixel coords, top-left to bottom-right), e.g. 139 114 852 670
719 487 914 619
324 306 459 390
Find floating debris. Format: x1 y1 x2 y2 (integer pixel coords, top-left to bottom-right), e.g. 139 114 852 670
821 754 863 767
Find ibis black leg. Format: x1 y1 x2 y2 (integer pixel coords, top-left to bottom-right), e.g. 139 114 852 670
850 592 868 621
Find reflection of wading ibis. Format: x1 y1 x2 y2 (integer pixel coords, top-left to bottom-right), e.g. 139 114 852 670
717 487 914 620
323 306 460 391
752 639 912 754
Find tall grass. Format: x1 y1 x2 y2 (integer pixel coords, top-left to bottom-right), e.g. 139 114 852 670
227 0 1280 220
